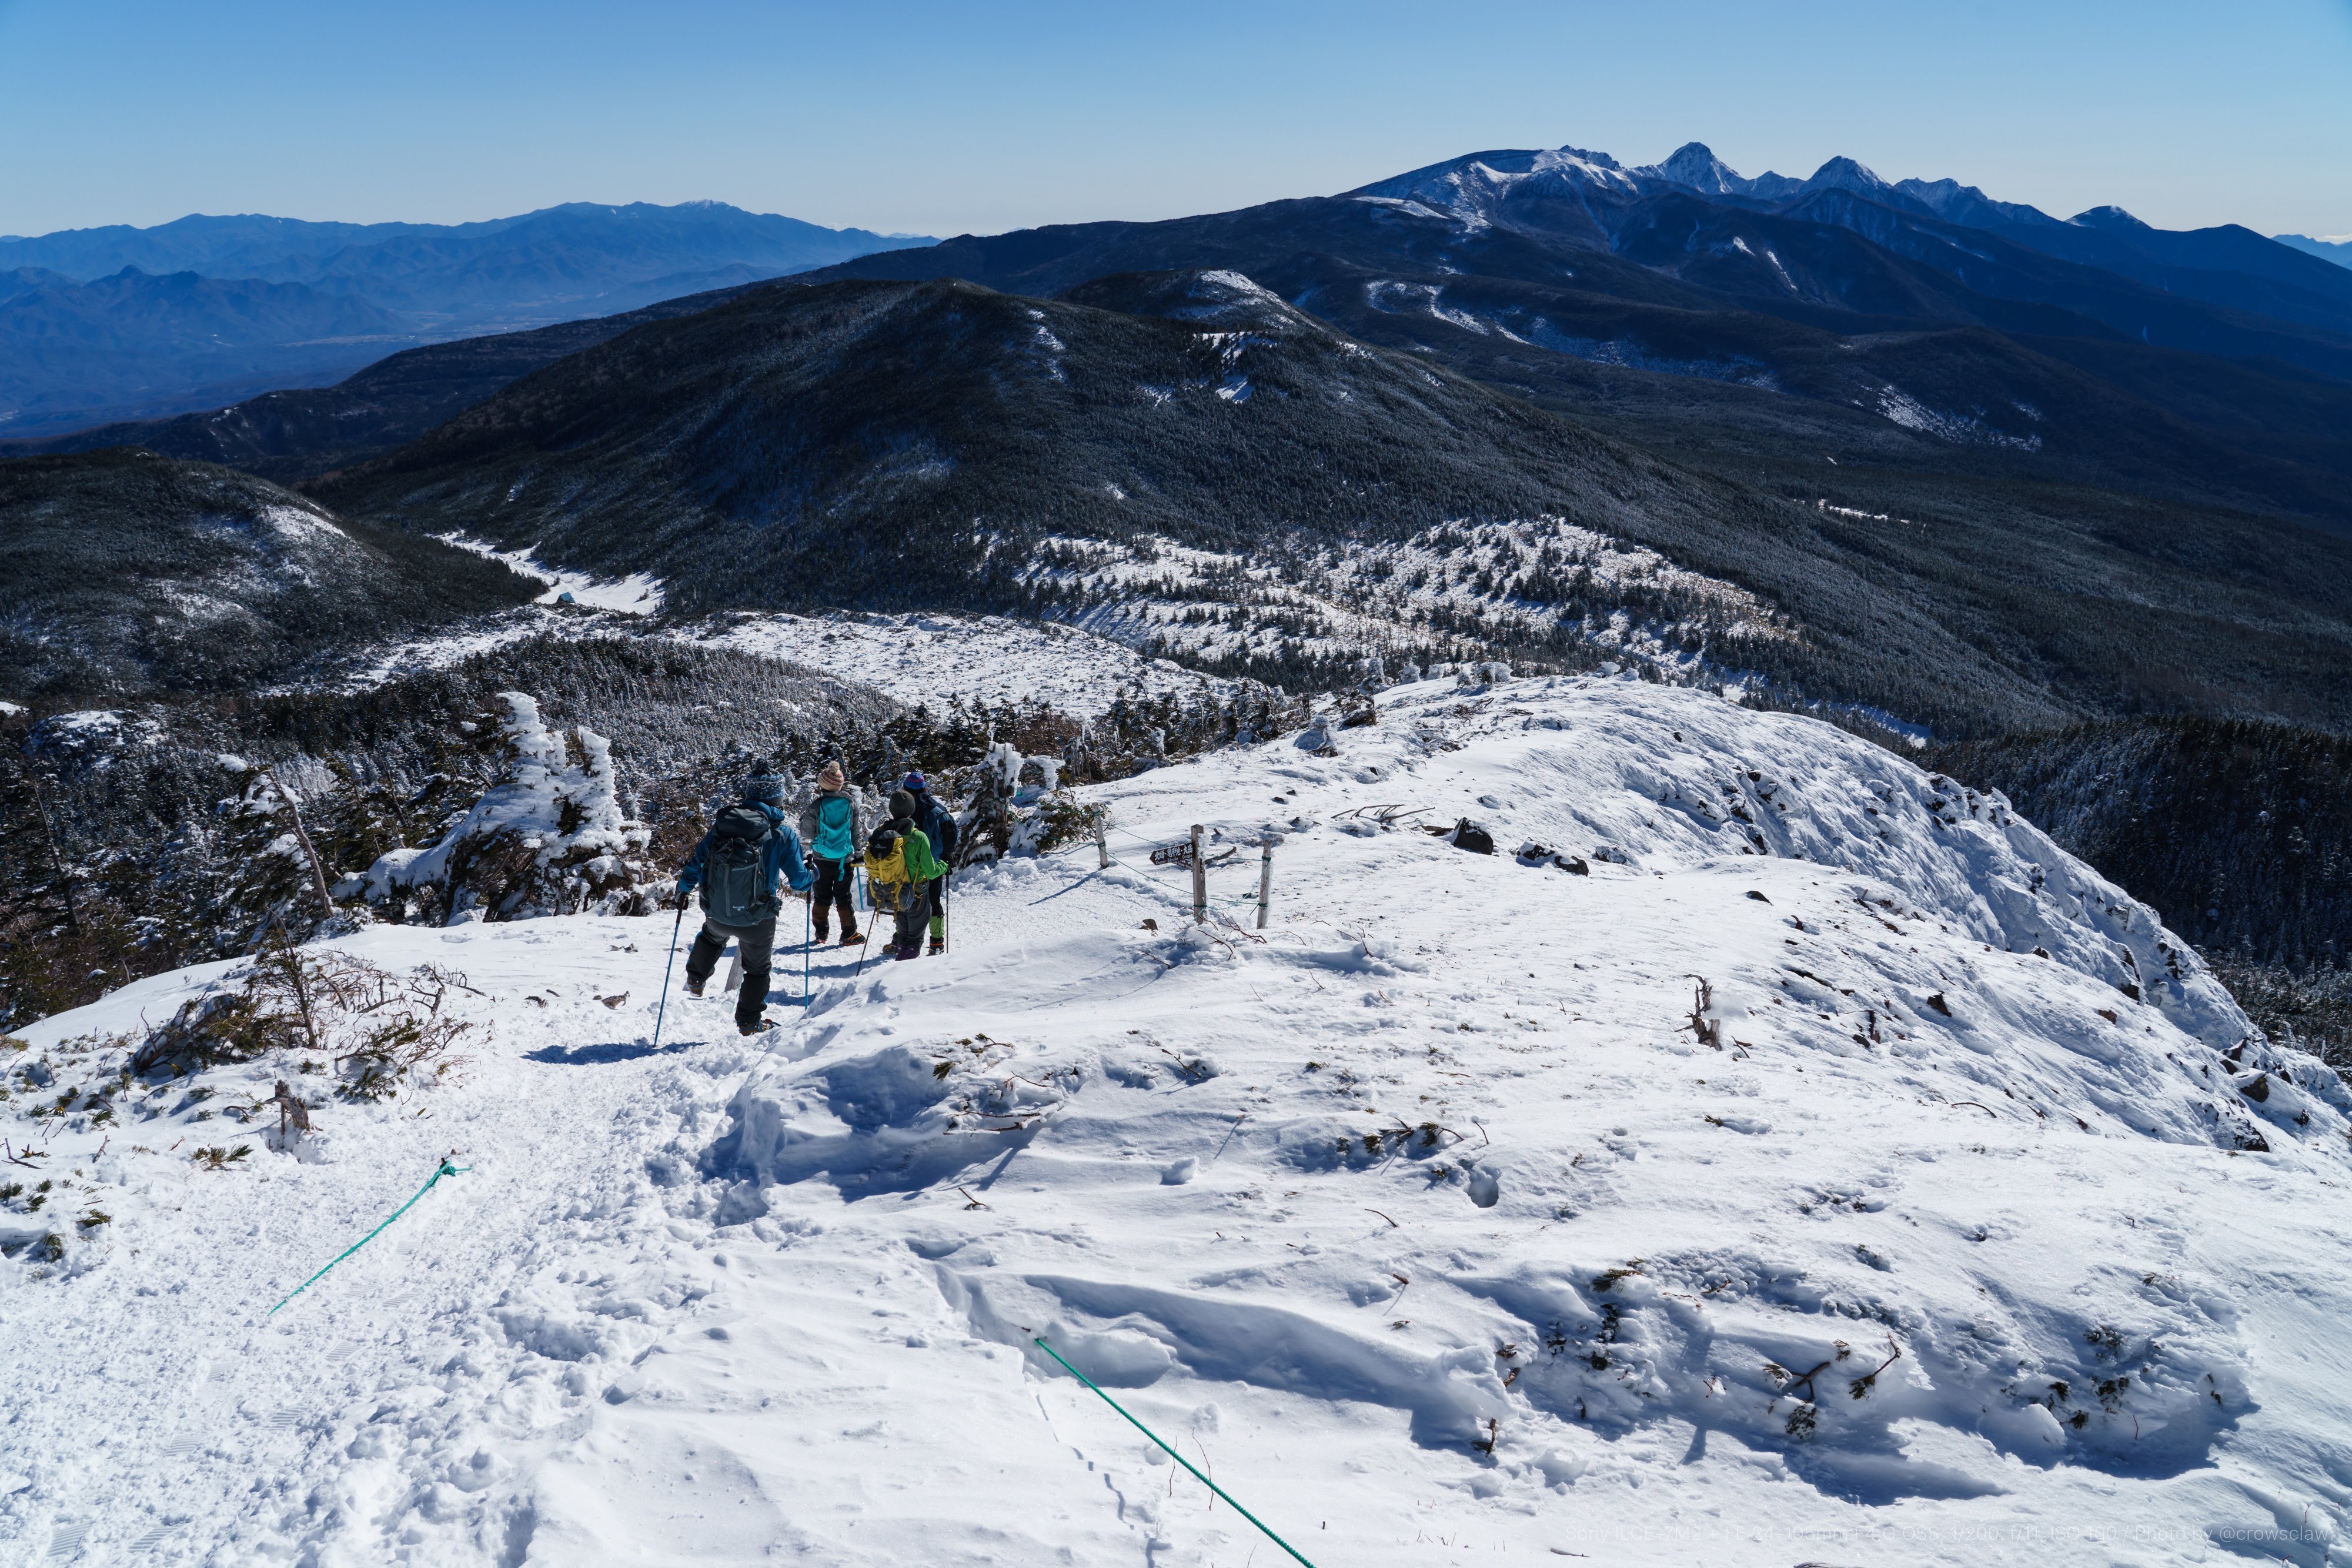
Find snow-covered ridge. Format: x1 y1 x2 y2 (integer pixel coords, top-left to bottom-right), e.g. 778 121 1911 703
1351 137 2144 240
5 675 2346 1563
1351 145 1641 230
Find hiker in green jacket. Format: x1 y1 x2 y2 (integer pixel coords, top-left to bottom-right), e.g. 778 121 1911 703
863 789 946 961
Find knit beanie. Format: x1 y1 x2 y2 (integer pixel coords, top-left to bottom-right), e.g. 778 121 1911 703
744 763 784 805
817 760 845 791
902 771 927 793
887 788 917 822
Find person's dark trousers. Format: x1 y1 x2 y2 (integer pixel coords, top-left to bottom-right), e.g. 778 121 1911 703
891 904 928 959
810 855 857 938
685 914 778 1031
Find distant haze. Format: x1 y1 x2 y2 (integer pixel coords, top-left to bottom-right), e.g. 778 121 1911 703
0 0 2346 241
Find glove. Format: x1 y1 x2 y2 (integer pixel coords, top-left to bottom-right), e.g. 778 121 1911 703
674 876 692 897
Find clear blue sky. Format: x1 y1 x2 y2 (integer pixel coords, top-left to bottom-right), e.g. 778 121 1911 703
2 0 2347 240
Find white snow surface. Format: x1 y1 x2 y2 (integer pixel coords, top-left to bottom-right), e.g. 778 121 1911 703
6 676 2349 1566
680 610 1234 716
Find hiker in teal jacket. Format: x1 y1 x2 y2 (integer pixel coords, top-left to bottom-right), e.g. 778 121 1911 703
798 761 865 946
863 790 946 961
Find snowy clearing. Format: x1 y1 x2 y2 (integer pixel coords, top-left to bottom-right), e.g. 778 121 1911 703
4 676 2347 1566
679 609 1233 716
335 604 610 691
435 534 666 615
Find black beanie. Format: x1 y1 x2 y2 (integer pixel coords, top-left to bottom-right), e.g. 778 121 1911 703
888 788 917 821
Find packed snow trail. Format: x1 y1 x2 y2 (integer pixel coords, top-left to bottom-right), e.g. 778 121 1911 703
4 676 2349 1566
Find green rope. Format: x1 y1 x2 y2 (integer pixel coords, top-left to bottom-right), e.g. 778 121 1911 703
269 1157 470 1315
1033 1336 1317 1567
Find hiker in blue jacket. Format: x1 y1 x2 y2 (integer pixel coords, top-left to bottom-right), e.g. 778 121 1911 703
676 761 813 1036
901 770 958 955
798 760 865 947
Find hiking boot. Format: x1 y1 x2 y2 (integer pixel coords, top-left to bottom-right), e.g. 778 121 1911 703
838 925 862 947
927 937 944 956
739 1015 776 1037
811 921 830 944
893 940 920 961
684 977 706 998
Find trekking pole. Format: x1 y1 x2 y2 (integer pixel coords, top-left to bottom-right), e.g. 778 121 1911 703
803 895 811 1005
853 872 878 977
650 900 686 1048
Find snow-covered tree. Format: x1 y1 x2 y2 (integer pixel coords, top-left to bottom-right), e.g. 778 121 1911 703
362 693 653 923
205 763 330 948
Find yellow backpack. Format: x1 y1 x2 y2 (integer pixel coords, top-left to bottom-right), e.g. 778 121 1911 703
864 827 920 912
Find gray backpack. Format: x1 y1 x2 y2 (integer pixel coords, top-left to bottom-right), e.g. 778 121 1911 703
703 804 780 924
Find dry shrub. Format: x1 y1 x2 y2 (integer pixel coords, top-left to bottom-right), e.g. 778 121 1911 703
132 936 475 1098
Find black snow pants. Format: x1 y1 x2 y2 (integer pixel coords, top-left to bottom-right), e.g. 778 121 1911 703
685 914 777 1032
810 855 858 937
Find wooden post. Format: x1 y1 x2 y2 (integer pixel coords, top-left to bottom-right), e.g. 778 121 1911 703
1094 813 1110 870
1257 833 1274 929
1190 824 1207 925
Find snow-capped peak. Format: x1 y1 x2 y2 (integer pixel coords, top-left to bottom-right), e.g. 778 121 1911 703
1799 155 1894 198
1347 145 1638 229
1642 141 1749 195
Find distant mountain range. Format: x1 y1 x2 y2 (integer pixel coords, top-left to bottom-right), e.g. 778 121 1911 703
0 202 933 434
781 141 2352 534
8 281 766 484
14 136 2352 743
2276 233 2352 269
